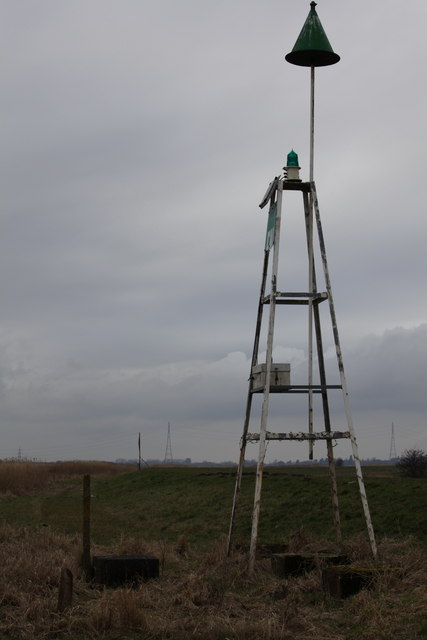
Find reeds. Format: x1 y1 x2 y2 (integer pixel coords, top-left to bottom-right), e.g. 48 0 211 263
0 460 131 495
0 461 50 495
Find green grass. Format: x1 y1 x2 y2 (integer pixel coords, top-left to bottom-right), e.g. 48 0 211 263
0 465 424 549
0 463 425 640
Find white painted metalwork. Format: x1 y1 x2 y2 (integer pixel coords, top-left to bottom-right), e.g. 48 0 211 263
246 431 351 441
227 179 377 568
311 183 377 559
226 0 376 572
248 181 284 573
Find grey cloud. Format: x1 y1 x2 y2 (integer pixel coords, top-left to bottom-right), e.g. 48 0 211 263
0 1 426 461
347 325 427 413
0 323 425 460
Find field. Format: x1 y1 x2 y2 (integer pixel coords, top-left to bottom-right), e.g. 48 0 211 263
0 461 425 639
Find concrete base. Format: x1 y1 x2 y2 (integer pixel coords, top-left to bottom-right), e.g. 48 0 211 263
235 543 289 557
93 554 159 587
322 565 376 598
272 552 348 577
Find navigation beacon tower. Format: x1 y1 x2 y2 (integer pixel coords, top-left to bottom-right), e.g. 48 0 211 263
227 2 377 572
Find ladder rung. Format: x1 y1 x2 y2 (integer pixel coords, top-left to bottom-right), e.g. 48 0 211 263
245 430 350 442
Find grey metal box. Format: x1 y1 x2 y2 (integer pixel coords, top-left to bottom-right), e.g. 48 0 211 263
251 363 291 392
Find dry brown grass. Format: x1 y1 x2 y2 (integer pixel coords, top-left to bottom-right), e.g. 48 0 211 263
46 460 132 478
0 461 50 495
0 460 131 495
0 524 424 640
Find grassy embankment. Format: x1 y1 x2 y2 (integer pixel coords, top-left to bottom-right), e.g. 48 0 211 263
0 461 424 639
0 462 425 547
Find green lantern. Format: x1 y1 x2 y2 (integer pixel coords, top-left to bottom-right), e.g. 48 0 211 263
284 149 301 181
287 149 299 167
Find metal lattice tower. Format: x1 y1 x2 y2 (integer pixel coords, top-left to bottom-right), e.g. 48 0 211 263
163 422 173 464
389 422 397 460
227 2 377 572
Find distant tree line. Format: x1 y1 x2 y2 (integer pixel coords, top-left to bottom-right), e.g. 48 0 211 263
116 454 411 468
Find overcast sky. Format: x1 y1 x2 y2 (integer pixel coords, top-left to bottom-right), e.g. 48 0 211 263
0 1 426 463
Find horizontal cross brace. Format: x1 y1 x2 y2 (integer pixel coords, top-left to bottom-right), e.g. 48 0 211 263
251 384 342 394
282 181 311 192
263 292 328 306
278 292 328 298
245 430 351 442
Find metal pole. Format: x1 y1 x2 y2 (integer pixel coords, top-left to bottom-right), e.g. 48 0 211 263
304 189 314 460
304 190 341 539
249 181 284 573
227 249 270 556
307 67 315 458
310 65 315 183
311 183 377 559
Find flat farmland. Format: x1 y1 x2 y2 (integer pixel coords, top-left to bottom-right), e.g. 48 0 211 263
0 464 425 547
0 462 424 640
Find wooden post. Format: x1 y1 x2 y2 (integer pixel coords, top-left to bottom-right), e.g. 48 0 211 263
82 474 92 579
57 567 73 612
